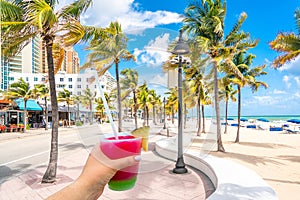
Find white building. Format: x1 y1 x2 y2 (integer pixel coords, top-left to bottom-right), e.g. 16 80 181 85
8 69 116 97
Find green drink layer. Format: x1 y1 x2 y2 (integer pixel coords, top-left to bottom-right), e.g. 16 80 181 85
108 176 137 191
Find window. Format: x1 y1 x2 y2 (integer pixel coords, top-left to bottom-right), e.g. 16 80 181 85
68 78 72 82
68 85 73 89
77 85 81 89
41 77 45 82
77 91 81 95
86 85 89 89
77 78 81 82
26 77 29 81
34 77 38 81
60 78 64 82
94 85 97 88
10 77 14 81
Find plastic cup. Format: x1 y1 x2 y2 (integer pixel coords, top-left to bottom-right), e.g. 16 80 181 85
100 133 142 191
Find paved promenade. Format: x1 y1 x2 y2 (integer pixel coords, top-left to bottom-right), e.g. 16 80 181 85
0 124 214 200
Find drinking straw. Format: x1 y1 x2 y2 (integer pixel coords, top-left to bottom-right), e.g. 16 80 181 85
93 71 119 139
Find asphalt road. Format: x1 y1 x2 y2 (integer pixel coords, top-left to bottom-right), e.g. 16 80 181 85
0 124 112 184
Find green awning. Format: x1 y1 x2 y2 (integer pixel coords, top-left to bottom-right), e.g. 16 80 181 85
14 99 42 111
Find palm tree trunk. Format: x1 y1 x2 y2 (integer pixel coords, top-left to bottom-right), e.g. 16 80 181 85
197 94 201 136
224 100 228 134
23 100 27 133
133 90 138 129
67 104 70 127
89 100 93 125
152 105 156 125
42 36 59 183
213 64 225 152
146 106 149 126
235 86 241 143
116 61 122 132
45 98 48 130
201 105 205 133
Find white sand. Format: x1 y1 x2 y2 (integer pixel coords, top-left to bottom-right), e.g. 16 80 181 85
207 124 300 200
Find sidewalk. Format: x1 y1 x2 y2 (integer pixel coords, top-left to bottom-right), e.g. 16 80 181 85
0 126 215 200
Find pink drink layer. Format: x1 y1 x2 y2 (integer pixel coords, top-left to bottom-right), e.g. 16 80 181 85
100 135 142 182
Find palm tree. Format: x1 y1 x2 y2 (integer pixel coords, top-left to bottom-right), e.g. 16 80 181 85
165 87 178 125
81 22 135 132
269 9 300 68
57 89 73 128
183 1 257 151
34 84 50 130
5 78 33 133
219 77 237 134
120 68 139 129
148 89 161 125
72 95 81 123
81 88 97 125
95 92 114 123
0 0 102 183
137 82 151 126
228 52 268 142
184 55 210 135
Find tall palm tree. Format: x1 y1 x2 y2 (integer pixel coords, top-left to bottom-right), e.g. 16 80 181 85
0 0 102 183
82 22 135 132
72 94 81 123
5 78 33 133
148 89 160 125
34 84 50 130
185 55 210 135
137 82 151 126
269 9 300 68
57 89 73 127
95 92 114 123
81 88 97 125
165 87 178 125
228 52 268 142
120 68 139 129
219 77 237 134
183 1 256 151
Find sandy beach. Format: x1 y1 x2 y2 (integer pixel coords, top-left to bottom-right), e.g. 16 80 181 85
205 124 300 200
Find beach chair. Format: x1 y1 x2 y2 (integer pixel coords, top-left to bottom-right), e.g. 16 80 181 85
285 129 299 134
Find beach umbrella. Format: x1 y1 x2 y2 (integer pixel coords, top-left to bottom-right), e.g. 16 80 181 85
257 118 269 122
227 117 234 120
287 119 300 124
240 118 248 122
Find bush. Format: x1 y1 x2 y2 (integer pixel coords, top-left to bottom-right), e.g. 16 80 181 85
76 121 83 126
26 124 31 130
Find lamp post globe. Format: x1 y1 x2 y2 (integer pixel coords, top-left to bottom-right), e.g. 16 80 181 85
171 30 190 174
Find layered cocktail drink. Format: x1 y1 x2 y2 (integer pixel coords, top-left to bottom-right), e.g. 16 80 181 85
100 133 142 191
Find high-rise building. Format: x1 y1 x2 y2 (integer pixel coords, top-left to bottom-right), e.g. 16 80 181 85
1 36 80 90
61 47 80 74
0 36 42 90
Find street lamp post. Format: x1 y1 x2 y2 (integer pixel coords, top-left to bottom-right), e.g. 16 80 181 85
163 97 166 129
171 30 190 174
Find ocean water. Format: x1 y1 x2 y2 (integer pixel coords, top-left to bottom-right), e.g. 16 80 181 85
226 115 300 122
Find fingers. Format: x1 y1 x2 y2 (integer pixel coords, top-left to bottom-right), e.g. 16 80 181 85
90 144 141 170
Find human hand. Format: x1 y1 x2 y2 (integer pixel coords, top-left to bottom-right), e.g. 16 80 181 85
46 144 141 200
77 144 141 199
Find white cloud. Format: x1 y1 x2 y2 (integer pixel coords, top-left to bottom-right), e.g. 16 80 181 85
283 75 291 89
294 77 300 87
273 89 286 94
279 55 300 75
58 0 182 31
134 33 172 67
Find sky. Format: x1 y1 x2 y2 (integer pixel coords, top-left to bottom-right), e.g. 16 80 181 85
59 0 300 116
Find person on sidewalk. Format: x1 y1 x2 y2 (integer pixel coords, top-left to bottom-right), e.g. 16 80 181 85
46 145 141 200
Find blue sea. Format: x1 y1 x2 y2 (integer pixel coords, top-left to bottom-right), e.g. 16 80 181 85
226 115 300 122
